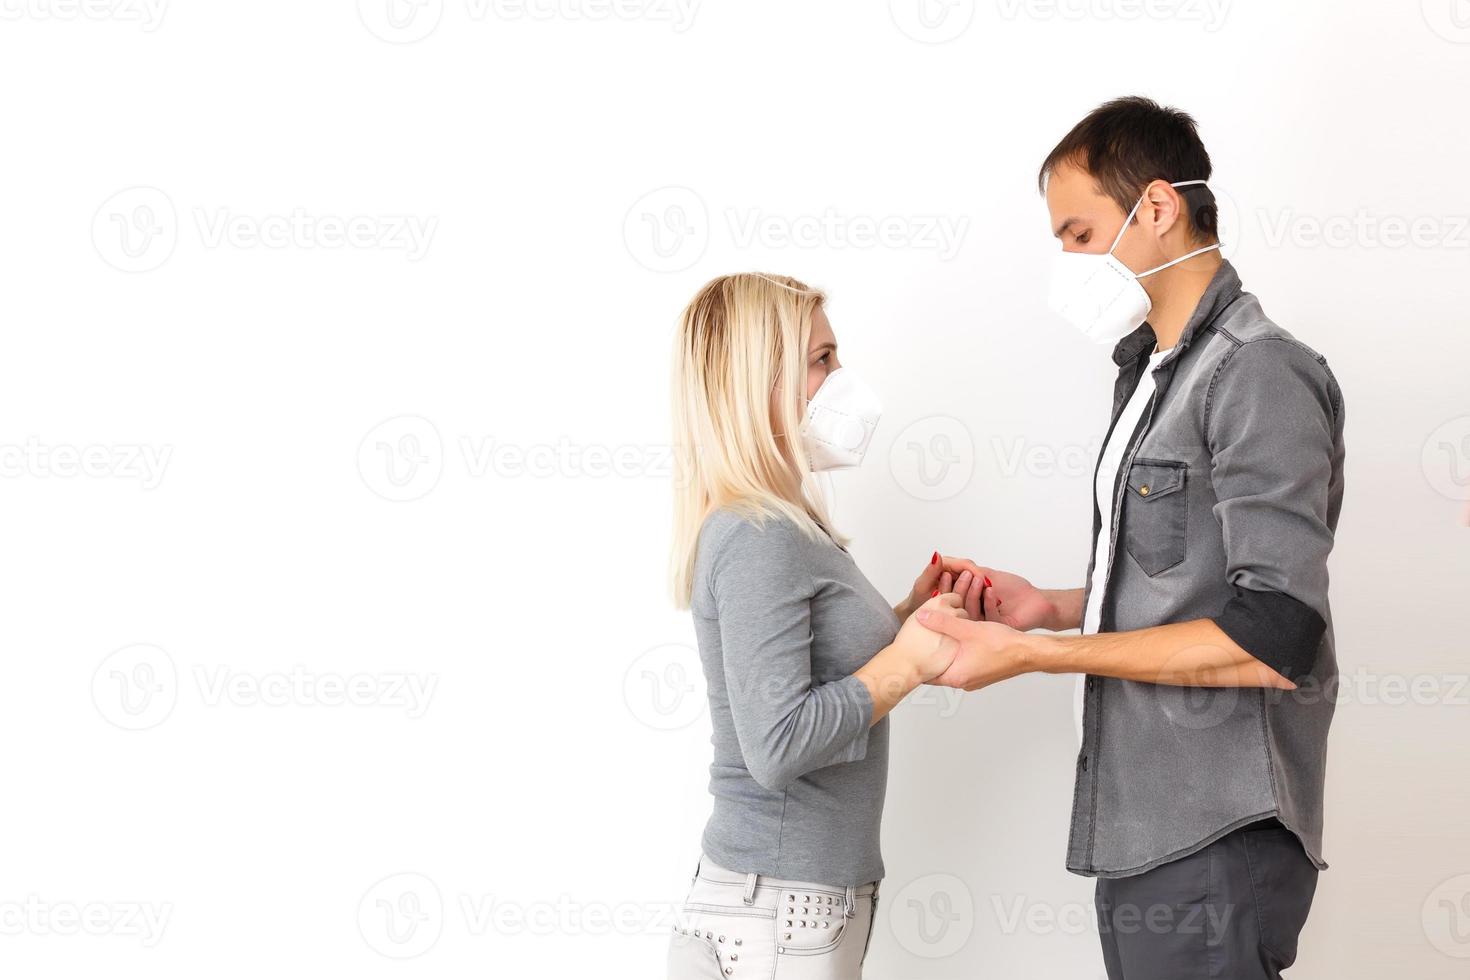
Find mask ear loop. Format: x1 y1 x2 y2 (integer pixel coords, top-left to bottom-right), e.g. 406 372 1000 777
1107 190 1150 256
1110 179 1222 277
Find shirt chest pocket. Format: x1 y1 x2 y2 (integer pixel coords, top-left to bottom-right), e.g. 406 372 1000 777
1122 458 1188 576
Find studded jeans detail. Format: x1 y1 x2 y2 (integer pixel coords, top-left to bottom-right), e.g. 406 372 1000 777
667 855 879 979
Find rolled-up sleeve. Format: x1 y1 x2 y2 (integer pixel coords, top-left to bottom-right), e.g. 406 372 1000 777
1205 338 1342 682
710 518 873 792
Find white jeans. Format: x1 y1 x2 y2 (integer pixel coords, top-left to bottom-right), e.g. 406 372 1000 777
667 856 879 980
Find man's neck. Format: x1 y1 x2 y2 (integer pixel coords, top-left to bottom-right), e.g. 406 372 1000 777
1143 250 1222 351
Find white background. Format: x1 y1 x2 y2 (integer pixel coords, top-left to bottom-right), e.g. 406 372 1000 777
2 0 1468 977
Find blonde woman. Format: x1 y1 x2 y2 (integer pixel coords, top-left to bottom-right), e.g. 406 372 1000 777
666 273 985 979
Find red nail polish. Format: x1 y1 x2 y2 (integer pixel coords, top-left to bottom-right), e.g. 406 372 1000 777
931 551 939 565
984 576 993 588
931 589 939 597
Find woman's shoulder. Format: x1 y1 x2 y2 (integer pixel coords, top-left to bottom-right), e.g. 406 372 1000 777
698 505 805 560
692 506 812 602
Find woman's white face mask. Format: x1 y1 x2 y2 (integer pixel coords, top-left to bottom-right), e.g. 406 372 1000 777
799 367 883 471
1047 179 1222 345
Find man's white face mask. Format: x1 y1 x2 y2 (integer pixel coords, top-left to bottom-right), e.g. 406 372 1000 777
1047 179 1222 345
799 367 883 471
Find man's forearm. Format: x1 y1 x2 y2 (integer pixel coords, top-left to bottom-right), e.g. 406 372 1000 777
1023 617 1295 689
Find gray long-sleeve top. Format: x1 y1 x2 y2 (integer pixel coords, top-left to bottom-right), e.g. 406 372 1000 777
691 507 899 886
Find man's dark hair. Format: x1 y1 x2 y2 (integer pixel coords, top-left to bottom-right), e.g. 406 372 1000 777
1038 96 1218 242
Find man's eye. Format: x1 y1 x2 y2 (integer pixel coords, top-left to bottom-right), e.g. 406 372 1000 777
1076 232 1091 245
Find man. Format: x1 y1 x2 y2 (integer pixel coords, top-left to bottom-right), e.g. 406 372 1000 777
919 97 1344 979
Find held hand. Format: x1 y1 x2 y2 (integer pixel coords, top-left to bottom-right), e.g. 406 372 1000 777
898 553 990 620
893 593 966 681
856 593 969 725
917 607 1030 692
934 561 1058 632
898 552 946 619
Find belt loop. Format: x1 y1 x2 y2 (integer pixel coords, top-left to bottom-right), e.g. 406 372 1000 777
843 885 856 918
742 872 758 906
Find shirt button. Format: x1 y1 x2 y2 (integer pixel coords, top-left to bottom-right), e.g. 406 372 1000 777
1086 677 1095 692
1081 755 1089 772
1139 485 1151 496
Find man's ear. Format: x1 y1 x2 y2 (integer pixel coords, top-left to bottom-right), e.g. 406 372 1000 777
1142 179 1183 240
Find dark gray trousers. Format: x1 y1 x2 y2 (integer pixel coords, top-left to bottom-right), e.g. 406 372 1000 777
1095 820 1319 980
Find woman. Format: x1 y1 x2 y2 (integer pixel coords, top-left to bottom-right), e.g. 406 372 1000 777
666 273 984 979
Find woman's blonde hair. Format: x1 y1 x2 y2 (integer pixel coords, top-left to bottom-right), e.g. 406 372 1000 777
669 273 841 608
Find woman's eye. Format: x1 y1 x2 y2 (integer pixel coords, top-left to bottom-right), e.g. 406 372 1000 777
816 352 830 364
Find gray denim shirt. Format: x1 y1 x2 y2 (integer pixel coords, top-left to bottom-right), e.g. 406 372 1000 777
1071 261 1345 878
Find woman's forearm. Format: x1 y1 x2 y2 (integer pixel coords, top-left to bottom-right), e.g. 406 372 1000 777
854 645 925 726
1042 588 1085 631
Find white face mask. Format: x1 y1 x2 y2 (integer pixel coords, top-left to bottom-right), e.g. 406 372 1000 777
799 367 883 471
1047 179 1222 345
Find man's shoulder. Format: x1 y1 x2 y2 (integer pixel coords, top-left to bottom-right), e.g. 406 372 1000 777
1200 294 1344 423
1205 292 1331 372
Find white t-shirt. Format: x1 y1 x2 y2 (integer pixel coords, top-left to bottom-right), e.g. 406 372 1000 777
1073 346 1171 741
